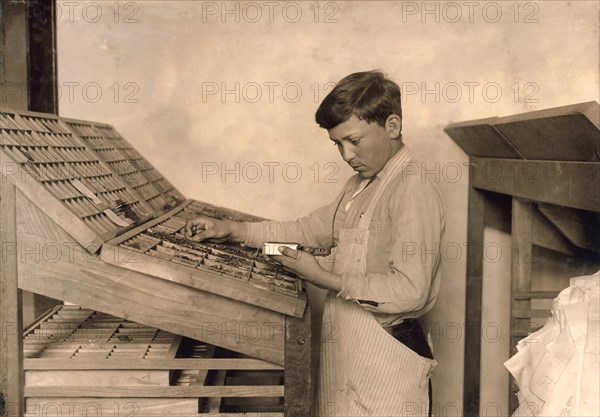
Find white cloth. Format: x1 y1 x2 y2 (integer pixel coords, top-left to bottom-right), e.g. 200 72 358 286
345 177 374 211
505 271 600 417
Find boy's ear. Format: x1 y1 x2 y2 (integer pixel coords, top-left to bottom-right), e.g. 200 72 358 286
385 114 402 139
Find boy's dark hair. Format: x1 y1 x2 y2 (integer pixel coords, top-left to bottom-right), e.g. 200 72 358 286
315 70 402 130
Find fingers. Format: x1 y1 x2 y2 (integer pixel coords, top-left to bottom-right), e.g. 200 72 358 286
191 230 216 242
185 216 231 243
270 254 293 268
279 246 300 260
186 227 206 241
272 247 305 270
184 217 202 237
185 217 210 241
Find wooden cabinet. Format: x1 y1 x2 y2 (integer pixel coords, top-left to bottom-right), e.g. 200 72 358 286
0 109 313 417
444 101 600 415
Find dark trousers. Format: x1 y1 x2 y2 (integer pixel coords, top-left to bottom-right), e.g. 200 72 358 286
387 319 433 417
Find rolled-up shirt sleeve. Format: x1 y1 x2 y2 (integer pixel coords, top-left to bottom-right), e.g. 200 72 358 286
337 177 445 315
244 185 350 249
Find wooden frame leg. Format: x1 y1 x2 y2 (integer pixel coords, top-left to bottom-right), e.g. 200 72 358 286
509 198 535 413
463 185 485 416
1 175 24 416
284 304 312 417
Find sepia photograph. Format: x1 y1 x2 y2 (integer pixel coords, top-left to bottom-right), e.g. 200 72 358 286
1 1 599 416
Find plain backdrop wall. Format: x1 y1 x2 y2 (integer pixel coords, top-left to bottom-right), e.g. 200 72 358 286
56 1 599 415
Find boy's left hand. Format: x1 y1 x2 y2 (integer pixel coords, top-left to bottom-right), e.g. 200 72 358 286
271 246 322 280
271 246 342 292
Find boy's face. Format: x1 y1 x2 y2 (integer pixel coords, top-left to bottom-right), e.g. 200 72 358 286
328 115 401 179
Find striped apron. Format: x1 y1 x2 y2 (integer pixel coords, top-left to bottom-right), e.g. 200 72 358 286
316 152 436 417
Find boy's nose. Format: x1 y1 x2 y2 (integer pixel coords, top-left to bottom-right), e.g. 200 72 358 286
340 144 356 162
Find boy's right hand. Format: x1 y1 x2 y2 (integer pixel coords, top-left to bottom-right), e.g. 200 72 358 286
184 216 234 242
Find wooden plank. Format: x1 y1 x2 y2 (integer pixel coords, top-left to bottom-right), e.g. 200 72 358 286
208 369 228 413
14 188 87 247
512 309 552 319
0 174 24 416
471 157 600 212
22 305 61 335
509 198 536 413
106 199 191 246
206 414 283 417
531 204 580 256
25 370 170 387
538 204 600 253
284 305 313 417
101 243 306 318
15 192 286 364
25 413 281 417
32 295 61 323
513 291 560 300
98 213 157 243
494 113 600 161
206 347 231 413
167 335 184 359
445 102 600 160
24 412 284 417
190 344 217 388
489 101 599 129
22 358 280 371
25 385 284 397
0 149 104 250
462 183 485 417
25 398 199 415
444 121 522 159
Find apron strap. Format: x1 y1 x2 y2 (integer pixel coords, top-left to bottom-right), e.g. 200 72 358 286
358 146 413 229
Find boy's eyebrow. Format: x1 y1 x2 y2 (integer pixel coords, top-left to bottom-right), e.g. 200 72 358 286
329 133 360 141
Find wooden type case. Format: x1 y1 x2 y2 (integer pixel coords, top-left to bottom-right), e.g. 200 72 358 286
0 108 313 416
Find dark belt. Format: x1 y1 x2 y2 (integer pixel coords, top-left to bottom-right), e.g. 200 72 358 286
385 319 433 360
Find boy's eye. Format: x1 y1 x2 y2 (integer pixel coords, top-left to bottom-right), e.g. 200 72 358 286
350 139 360 145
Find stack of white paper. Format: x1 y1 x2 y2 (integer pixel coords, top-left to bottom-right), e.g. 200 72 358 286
504 271 599 417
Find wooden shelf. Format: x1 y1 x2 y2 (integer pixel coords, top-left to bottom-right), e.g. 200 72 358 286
444 101 600 416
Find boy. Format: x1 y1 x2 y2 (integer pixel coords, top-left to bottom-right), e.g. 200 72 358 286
186 70 445 416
